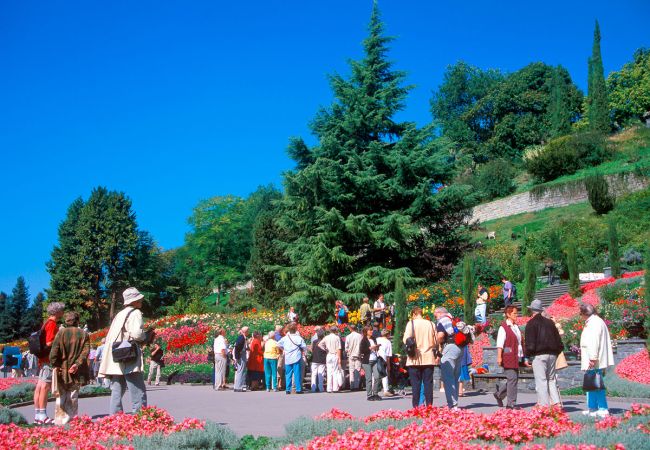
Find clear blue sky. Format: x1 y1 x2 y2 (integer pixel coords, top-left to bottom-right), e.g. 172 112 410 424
1 0 649 299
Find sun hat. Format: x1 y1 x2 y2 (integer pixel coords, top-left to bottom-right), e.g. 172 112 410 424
530 299 544 313
123 287 144 305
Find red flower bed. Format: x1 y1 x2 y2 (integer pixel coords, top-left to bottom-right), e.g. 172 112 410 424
161 323 211 352
616 349 650 385
0 378 37 391
0 406 204 450
469 333 490 368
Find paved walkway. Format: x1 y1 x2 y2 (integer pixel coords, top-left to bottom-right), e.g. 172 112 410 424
15 385 637 437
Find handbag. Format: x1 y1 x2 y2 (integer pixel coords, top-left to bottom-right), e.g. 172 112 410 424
555 351 568 370
112 309 138 363
376 356 387 378
582 369 605 391
405 320 417 358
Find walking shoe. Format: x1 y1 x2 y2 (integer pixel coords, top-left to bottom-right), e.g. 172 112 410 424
286 391 291 395
595 410 610 418
234 389 244 392
581 410 594 416
295 391 304 394
372 395 382 401
493 392 503 407
367 396 375 401
383 391 395 397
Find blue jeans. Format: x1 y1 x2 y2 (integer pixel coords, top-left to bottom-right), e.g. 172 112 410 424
586 369 608 411
440 343 462 408
264 358 278 390
285 361 302 393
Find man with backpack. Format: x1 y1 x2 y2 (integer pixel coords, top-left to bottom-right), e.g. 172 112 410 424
402 306 437 408
31 301 65 425
434 306 464 409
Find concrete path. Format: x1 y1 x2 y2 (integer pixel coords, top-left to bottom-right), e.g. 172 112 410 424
14 385 637 437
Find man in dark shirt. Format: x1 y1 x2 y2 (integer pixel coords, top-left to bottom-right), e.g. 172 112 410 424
524 300 564 406
310 329 327 392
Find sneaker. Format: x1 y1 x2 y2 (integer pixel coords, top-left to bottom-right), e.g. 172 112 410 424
372 395 382 401
493 393 504 407
581 410 594 416
595 410 610 418
286 391 291 395
273 388 278 392
367 396 375 401
383 391 395 397
295 391 304 395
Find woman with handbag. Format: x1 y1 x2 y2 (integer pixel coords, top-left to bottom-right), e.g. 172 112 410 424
98 287 148 415
360 326 382 401
579 303 614 418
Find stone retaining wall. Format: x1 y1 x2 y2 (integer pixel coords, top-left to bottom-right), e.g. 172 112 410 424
471 174 648 224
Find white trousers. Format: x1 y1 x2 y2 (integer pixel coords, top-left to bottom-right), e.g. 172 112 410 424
325 354 341 392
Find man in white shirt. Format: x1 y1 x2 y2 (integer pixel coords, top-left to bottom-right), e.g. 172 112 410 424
344 324 362 390
376 328 393 396
319 326 342 392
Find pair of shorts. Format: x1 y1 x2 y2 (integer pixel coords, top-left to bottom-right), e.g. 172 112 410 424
39 364 53 383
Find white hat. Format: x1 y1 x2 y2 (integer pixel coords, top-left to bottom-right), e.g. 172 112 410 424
123 287 144 305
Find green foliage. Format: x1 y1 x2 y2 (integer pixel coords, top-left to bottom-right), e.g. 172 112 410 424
585 174 615 215
272 5 473 322
587 21 610 134
0 292 14 342
0 407 27 425
79 385 111 396
0 383 35 406
608 219 621 278
608 48 650 126
131 422 240 450
522 253 536 315
392 277 407 355
462 256 475 324
547 66 574 138
236 435 273 450
474 159 516 200
566 240 580 298
9 277 31 338
525 132 610 182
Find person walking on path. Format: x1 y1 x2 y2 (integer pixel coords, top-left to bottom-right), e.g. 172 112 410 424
494 306 527 409
99 287 148 415
403 307 437 408
434 307 462 409
344 324 362 390
525 299 563 406
360 326 381 401
33 301 64 425
49 311 90 425
579 303 615 417
233 326 249 392
502 277 515 308
319 325 343 392
376 328 393 397
147 340 164 386
278 322 306 394
359 297 372 327
310 328 327 392
475 284 489 325
213 328 228 390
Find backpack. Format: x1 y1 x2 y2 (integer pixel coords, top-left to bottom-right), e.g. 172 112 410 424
510 283 517 298
405 320 417 358
451 317 474 347
28 320 53 358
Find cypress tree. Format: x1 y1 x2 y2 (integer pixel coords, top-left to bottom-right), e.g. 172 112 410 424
522 254 537 316
586 174 615 215
462 256 475 324
566 241 581 298
547 66 572 138
608 219 621 278
11 277 31 338
392 277 407 355
0 292 14 342
28 292 45 333
587 21 610 133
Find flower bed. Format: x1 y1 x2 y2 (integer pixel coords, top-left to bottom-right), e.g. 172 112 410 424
0 379 36 392
616 349 650 385
0 406 204 449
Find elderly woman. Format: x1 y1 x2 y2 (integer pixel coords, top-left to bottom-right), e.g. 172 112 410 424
213 328 228 390
247 331 264 390
494 306 527 409
263 331 280 392
579 303 614 417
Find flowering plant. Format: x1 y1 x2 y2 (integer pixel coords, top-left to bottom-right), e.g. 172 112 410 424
616 350 650 385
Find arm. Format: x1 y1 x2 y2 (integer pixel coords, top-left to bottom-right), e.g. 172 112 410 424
524 320 537 357
71 332 90 374
402 321 412 344
496 326 506 366
127 310 145 342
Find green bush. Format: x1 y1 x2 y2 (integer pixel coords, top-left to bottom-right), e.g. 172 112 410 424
534 416 649 449
586 174 615 215
132 422 240 450
475 159 516 200
525 132 610 182
79 385 111 397
0 406 27 425
0 383 36 405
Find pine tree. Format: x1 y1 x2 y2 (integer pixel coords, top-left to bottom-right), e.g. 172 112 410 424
0 292 14 342
11 277 31 338
392 277 407 355
522 254 537 316
27 292 45 333
547 66 573 138
586 174 615 215
462 256 475 324
608 219 621 278
566 241 581 298
273 3 473 322
587 21 610 133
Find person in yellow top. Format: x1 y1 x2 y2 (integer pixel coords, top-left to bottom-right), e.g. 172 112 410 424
263 331 280 392
359 297 372 327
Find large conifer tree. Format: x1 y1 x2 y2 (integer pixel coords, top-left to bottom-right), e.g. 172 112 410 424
0 292 14 342
587 21 610 133
11 276 31 338
274 4 473 322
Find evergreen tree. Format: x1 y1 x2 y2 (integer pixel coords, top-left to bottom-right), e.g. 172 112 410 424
392 277 407 355
462 256 475 324
566 241 581 298
11 277 31 338
27 292 45 333
274 4 473 322
586 174 615 215
587 21 610 133
547 66 573 138
522 254 537 316
0 292 14 342
608 219 621 278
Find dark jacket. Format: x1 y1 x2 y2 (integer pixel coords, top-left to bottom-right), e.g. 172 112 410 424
524 313 563 357
360 337 371 365
311 339 327 364
50 325 90 388
234 335 246 360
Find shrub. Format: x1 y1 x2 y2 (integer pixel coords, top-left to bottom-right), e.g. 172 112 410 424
0 406 27 425
609 219 621 278
132 422 240 450
79 384 111 396
586 174 615 215
566 240 581 298
475 159 516 200
462 256 475 324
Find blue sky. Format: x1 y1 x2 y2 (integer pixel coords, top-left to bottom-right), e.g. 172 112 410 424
1 0 649 299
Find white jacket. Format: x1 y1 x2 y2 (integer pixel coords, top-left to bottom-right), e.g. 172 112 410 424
580 314 614 371
98 307 145 376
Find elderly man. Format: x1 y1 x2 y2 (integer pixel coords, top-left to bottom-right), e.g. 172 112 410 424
233 326 250 392
359 297 372 327
278 322 306 394
33 301 65 425
319 325 343 392
345 324 363 390
50 311 90 425
435 306 463 409
524 299 563 406
99 287 148 414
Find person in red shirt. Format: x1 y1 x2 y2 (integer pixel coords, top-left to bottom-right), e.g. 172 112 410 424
247 331 264 390
33 301 65 425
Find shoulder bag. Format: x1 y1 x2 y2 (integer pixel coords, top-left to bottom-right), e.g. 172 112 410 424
111 309 138 363
405 320 417 358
